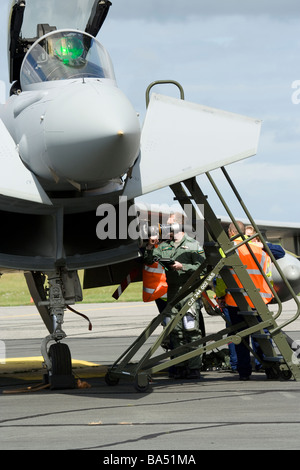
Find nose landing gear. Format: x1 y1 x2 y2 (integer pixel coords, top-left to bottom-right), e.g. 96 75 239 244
40 270 81 389
26 269 82 389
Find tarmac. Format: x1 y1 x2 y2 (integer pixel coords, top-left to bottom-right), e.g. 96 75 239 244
1 299 300 451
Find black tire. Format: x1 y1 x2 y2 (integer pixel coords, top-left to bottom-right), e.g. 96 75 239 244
105 372 119 386
49 343 72 376
280 370 292 381
265 366 280 380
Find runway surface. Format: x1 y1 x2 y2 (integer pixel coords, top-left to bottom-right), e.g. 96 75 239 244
1 299 300 451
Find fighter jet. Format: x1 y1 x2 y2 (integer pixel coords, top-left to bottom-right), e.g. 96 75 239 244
1 0 299 388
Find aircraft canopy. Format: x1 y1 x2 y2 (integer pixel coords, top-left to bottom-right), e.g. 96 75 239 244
20 0 96 38
20 30 115 89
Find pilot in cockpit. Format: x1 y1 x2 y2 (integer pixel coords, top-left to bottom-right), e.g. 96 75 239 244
51 34 86 67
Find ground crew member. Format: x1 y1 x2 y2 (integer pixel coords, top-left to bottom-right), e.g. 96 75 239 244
144 213 205 379
142 234 168 313
244 224 283 371
245 225 285 260
215 221 274 380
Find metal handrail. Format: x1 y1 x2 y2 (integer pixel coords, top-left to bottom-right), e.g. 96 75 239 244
145 80 185 107
206 166 300 332
206 167 282 319
220 166 300 331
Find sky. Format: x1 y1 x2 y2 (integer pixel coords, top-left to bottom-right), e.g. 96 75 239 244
0 0 299 224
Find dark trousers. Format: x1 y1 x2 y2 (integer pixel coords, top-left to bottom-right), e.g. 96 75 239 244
223 307 238 371
227 306 252 378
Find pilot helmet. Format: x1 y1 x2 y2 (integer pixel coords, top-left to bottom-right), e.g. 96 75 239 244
53 34 85 66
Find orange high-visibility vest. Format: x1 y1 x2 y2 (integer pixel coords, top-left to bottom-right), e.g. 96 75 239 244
143 261 168 302
225 239 273 308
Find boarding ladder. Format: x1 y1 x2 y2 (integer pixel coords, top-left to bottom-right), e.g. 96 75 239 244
104 170 300 391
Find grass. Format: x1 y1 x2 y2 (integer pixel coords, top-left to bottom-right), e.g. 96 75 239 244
2 270 298 307
0 271 143 306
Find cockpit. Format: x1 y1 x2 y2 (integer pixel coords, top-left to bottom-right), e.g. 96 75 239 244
20 29 116 90
9 0 112 92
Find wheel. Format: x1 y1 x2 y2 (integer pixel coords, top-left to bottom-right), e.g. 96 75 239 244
105 372 119 386
265 366 280 380
49 342 72 376
280 370 292 381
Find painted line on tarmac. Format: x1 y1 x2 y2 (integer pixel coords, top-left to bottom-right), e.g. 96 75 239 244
2 356 100 367
1 357 107 380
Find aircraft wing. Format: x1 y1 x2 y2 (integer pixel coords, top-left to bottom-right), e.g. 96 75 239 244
253 220 300 247
0 119 52 205
124 93 261 199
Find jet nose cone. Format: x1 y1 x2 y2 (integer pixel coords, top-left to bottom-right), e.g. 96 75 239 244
43 81 140 185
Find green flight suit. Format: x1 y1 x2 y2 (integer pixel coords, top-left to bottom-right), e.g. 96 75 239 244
144 234 205 373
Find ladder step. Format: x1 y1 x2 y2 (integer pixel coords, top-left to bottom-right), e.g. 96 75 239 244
264 356 284 363
252 333 271 339
226 288 245 293
237 310 258 316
